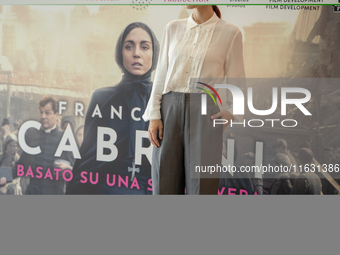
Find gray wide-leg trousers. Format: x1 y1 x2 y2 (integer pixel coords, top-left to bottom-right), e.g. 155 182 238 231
152 92 222 195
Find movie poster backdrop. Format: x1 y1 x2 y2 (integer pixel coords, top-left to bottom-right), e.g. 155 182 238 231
0 5 339 195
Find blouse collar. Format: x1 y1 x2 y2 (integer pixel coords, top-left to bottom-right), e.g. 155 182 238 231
187 12 219 31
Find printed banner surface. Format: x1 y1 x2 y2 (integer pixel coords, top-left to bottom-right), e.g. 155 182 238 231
0 4 339 195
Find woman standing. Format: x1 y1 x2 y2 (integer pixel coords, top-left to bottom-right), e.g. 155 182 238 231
143 5 245 194
67 22 159 194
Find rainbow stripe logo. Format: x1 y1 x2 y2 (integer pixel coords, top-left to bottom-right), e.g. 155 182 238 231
196 82 222 106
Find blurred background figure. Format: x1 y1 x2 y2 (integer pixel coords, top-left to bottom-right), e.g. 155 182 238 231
75 125 84 148
0 118 11 150
12 121 20 136
0 134 22 195
242 152 263 195
12 120 23 156
290 148 322 195
269 153 294 195
61 115 76 132
0 134 19 167
273 139 297 167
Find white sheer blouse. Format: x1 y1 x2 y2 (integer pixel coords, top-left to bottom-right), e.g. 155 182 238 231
143 12 245 121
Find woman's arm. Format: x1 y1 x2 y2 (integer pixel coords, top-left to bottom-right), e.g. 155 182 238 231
142 24 170 122
211 29 246 131
223 29 246 125
143 24 171 147
225 29 246 80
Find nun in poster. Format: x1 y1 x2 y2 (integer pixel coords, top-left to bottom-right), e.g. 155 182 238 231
66 22 159 194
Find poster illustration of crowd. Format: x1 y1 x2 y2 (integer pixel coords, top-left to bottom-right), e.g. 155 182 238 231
0 4 339 195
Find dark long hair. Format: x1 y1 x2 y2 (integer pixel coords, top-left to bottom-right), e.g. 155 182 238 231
212 5 221 19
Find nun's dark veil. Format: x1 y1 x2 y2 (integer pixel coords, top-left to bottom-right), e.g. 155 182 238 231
66 23 159 195
115 22 159 79
115 22 159 162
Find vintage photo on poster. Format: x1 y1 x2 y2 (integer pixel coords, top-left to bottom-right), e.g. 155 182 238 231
0 5 338 195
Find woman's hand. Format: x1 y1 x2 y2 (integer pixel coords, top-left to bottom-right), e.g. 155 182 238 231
210 111 234 132
148 120 163 147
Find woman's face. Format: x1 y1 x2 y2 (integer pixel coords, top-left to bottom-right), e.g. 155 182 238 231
122 28 153 76
6 141 17 156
